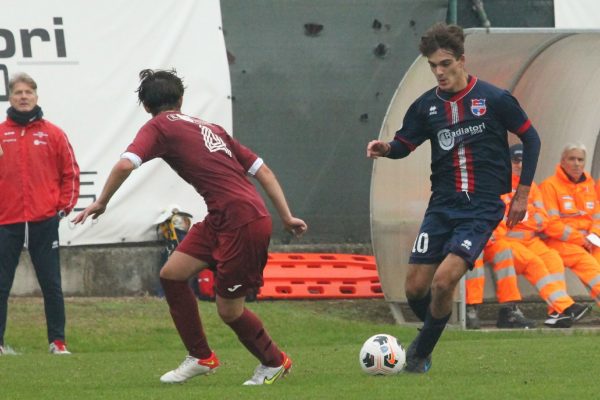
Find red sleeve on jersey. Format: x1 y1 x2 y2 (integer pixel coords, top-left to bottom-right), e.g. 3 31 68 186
216 125 259 171
393 100 428 149
495 90 531 135
125 119 166 163
396 136 416 151
515 119 532 136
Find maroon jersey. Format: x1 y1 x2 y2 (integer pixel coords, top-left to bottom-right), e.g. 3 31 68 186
123 112 269 231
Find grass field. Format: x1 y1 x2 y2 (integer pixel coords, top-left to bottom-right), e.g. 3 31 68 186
1 297 599 400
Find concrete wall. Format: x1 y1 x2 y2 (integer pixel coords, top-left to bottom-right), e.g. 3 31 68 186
11 244 163 297
11 242 374 297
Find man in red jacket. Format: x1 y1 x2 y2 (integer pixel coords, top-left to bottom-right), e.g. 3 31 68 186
0 73 80 355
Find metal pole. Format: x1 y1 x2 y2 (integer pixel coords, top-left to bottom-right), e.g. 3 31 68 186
458 275 466 329
448 0 458 24
472 0 492 30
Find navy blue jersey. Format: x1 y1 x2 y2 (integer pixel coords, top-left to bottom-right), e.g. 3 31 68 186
394 76 531 196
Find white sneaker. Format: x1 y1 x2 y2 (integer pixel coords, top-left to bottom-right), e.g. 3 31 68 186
160 352 219 383
0 344 18 355
243 352 292 385
49 340 71 355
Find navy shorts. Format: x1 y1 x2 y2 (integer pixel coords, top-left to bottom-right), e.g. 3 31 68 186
408 192 505 268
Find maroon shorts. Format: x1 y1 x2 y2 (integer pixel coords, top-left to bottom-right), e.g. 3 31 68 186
176 216 272 299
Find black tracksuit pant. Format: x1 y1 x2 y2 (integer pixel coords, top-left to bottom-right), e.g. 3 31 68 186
0 215 65 346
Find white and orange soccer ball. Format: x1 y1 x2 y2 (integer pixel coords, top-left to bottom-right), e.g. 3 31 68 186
359 334 406 375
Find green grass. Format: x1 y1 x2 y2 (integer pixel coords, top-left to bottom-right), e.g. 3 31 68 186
1 297 599 400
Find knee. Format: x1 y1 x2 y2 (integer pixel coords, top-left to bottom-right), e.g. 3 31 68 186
216 303 243 323
405 286 423 300
159 265 185 281
405 278 429 299
430 275 455 296
159 267 171 280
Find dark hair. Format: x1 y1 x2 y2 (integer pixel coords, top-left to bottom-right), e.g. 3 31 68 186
419 23 465 58
136 69 184 116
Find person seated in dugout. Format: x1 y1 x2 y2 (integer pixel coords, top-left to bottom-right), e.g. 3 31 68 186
466 144 591 329
539 143 600 310
465 233 537 330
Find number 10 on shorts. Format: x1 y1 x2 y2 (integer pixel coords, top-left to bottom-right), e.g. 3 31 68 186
412 232 429 254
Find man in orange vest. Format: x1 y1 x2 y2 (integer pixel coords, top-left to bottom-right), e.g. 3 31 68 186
467 144 591 328
499 144 590 326
539 143 600 309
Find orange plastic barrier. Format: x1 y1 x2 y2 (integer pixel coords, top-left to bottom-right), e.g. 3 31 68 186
258 253 384 299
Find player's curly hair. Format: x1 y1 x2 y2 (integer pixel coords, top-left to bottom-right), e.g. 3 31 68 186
419 23 465 59
136 68 185 116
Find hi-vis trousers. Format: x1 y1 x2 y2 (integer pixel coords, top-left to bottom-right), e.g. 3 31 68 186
466 237 575 313
547 239 600 306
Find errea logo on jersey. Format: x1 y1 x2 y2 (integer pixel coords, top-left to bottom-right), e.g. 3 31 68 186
429 106 437 116
461 239 472 250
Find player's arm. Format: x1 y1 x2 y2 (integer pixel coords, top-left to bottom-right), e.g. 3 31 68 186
506 127 540 228
367 100 424 160
498 91 541 228
366 139 412 159
0 143 3 158
72 158 135 224
253 163 307 237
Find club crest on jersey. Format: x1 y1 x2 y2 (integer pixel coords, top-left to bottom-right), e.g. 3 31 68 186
470 98 487 117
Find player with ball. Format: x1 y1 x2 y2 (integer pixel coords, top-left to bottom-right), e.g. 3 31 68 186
367 22 540 372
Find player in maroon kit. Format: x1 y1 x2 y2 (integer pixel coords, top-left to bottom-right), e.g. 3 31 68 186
73 69 307 385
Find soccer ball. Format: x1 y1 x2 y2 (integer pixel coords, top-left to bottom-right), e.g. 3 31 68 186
359 333 405 375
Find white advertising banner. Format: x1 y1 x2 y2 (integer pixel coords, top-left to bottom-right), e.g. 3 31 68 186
555 0 600 28
0 0 231 245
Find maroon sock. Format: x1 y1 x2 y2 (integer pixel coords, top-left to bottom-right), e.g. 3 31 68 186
160 277 211 359
226 308 283 367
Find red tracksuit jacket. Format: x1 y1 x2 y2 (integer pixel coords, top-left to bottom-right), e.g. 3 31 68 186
0 117 80 224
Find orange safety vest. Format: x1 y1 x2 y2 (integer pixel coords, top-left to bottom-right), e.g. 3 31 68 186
539 164 600 246
495 174 558 240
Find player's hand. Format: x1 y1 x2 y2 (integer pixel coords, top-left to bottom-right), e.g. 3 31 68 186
367 140 390 159
71 201 107 224
283 217 308 238
506 185 530 228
